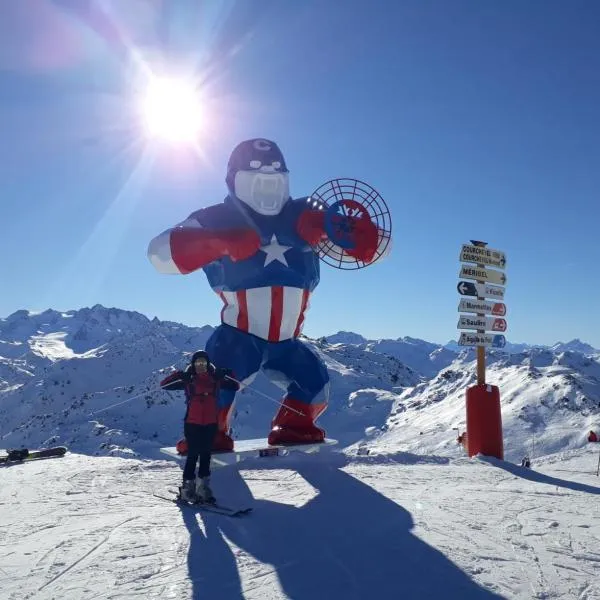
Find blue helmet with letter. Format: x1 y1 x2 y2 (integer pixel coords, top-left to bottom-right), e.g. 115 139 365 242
226 138 290 215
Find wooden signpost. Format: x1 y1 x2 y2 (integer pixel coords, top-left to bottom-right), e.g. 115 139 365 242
457 240 507 460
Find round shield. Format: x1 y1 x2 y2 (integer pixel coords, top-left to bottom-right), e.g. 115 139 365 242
308 178 392 270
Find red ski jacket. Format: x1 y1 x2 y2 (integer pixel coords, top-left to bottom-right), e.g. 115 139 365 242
160 368 238 426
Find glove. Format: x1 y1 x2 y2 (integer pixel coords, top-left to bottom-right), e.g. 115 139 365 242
345 216 379 263
217 229 262 262
215 368 240 390
214 367 233 380
297 209 327 246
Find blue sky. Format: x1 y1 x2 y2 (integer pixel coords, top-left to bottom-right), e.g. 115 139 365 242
1 0 600 347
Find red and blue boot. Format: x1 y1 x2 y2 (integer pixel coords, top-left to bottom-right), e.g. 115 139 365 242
268 397 326 445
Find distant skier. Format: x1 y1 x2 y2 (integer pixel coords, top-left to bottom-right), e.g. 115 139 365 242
588 430 598 443
160 351 239 503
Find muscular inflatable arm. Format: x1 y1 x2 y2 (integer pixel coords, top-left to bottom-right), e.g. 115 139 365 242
148 214 261 274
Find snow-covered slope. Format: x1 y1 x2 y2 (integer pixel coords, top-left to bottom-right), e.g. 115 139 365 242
1 446 599 599
2 306 600 599
366 347 600 463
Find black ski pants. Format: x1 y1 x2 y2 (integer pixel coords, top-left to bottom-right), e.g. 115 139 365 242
182 422 217 480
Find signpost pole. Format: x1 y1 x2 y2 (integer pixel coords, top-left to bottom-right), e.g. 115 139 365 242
472 240 488 385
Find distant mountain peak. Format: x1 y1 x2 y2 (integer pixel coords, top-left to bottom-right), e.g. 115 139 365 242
551 339 597 355
325 331 367 345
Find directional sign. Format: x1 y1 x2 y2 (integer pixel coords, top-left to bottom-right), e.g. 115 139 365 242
459 265 507 286
458 333 506 348
460 244 507 269
457 315 507 332
458 299 507 316
457 281 505 300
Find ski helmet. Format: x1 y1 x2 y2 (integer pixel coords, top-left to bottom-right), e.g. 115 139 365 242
190 350 210 365
226 138 290 215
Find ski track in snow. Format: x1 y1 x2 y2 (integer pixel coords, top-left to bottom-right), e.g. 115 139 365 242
0 450 599 599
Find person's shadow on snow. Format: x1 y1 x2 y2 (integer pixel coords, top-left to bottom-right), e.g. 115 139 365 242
212 452 506 600
177 501 244 600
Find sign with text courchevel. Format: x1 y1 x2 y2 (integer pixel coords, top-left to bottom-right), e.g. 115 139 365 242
458 333 506 348
457 315 507 332
457 281 505 300
459 265 507 286
458 299 506 316
460 244 507 269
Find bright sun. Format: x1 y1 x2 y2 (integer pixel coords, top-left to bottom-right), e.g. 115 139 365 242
141 77 203 143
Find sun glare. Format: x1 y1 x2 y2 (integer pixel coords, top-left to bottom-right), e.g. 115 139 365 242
141 77 203 143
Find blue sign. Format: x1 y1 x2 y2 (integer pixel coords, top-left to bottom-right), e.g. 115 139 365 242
492 335 506 348
457 281 477 296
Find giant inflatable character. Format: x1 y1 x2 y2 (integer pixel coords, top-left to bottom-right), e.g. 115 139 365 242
148 139 385 450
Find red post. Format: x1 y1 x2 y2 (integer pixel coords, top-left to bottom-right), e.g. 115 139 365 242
465 384 503 459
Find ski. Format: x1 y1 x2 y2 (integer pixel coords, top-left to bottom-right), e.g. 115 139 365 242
0 446 67 465
153 491 252 517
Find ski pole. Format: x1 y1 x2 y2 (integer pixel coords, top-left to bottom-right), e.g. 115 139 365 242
596 446 600 477
89 376 305 418
87 356 194 416
88 388 163 416
223 375 306 416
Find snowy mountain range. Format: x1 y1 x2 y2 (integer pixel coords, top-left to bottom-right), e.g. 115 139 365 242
1 305 599 463
2 305 600 599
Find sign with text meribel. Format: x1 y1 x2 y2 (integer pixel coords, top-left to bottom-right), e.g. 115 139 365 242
460 244 507 269
459 265 507 286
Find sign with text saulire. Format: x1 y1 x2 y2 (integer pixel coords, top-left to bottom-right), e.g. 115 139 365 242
457 315 507 333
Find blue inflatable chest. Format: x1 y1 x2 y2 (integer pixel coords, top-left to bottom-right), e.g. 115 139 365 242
199 198 321 292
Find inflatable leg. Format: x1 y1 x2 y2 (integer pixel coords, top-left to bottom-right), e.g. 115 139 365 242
205 324 263 451
262 338 330 445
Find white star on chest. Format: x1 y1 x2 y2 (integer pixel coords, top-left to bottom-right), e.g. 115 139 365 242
260 234 292 266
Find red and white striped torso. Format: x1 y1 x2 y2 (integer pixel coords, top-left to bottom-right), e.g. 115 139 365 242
219 286 310 342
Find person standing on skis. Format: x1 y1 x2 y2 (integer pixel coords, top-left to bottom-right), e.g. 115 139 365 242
160 350 239 503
